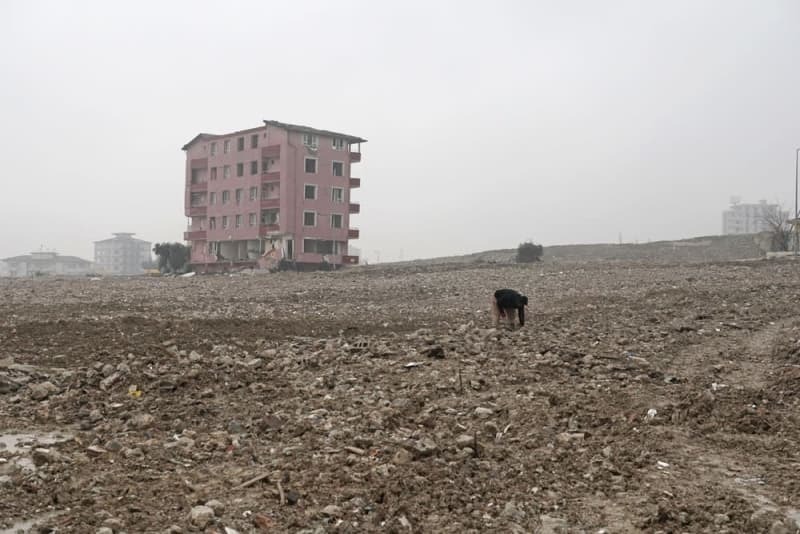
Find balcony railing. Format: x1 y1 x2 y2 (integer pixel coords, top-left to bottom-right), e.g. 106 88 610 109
261 171 280 182
259 224 280 236
187 206 207 217
349 202 360 214
184 230 207 240
342 255 359 265
261 145 281 159
260 198 280 209
349 177 361 189
189 181 208 192
348 228 359 239
190 157 209 169
349 152 361 163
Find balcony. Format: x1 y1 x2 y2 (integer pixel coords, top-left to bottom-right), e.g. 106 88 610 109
261 145 281 159
261 171 280 183
348 228 359 239
342 255 359 265
184 230 207 241
260 198 280 209
188 206 207 217
349 177 361 189
349 151 361 163
349 202 360 214
259 224 280 236
190 157 208 169
189 181 208 192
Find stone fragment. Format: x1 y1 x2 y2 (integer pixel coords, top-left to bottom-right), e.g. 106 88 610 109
189 505 215 528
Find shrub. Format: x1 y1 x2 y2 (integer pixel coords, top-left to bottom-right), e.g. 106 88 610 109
516 241 543 263
153 243 190 274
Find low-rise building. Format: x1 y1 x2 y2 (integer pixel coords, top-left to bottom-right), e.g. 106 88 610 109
0 251 93 277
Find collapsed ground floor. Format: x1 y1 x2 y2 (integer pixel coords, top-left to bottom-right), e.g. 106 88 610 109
187 235 359 272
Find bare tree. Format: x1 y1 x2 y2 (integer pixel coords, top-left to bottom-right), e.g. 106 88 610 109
761 207 792 252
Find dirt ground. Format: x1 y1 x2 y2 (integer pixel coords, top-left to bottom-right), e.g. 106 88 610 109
1 260 799 533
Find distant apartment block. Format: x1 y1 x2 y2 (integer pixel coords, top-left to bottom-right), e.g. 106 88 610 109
1 251 93 278
94 233 152 275
722 199 783 235
181 120 365 271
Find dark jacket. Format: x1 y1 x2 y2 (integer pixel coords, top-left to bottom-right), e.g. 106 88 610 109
494 289 528 325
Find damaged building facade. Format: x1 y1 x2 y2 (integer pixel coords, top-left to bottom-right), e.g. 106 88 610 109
182 120 364 271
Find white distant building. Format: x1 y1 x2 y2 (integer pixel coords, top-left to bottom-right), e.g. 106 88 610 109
722 199 784 235
1 251 93 278
94 233 152 275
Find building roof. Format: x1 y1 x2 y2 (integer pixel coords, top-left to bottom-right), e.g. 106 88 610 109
2 253 92 265
262 120 367 144
181 120 366 150
94 233 150 244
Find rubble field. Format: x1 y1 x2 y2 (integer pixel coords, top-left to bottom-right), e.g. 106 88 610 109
1 260 799 533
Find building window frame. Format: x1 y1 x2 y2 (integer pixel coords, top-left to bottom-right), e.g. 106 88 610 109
304 157 318 174
304 184 318 200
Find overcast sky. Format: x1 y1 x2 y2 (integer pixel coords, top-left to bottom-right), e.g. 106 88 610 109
2 0 799 263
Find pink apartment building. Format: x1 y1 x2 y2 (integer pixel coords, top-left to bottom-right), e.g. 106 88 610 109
182 120 365 271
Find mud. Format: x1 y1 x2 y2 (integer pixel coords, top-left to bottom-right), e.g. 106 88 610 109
0 260 798 533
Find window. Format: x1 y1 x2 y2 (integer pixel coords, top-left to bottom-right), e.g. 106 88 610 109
250 161 258 175
222 190 230 204
304 239 335 254
222 216 229 228
305 158 317 173
251 134 258 149
223 165 230 179
210 167 217 180
235 214 242 228
332 161 344 177
237 137 245 151
249 186 258 201
210 142 217 156
223 140 231 153
209 192 217 205
332 138 345 150
237 163 244 177
331 213 343 229
302 133 318 148
261 209 279 225
262 183 278 199
208 242 219 255
331 187 344 203
303 211 316 226
249 213 257 227
304 184 317 200
235 188 243 204
209 217 216 229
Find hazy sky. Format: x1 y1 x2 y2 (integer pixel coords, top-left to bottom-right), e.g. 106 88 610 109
2 0 799 263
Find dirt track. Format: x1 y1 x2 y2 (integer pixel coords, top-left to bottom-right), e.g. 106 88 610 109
1 260 799 533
